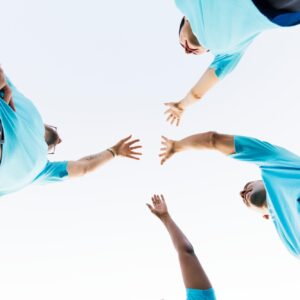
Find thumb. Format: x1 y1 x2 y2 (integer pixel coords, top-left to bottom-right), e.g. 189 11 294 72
146 203 154 212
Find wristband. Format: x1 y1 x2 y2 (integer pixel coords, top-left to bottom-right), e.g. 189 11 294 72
107 148 116 157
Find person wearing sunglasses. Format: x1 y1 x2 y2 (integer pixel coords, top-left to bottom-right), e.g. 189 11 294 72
147 194 217 300
0 68 142 197
159 131 300 258
164 0 300 126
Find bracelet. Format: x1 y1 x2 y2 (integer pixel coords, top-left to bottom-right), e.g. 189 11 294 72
107 148 116 157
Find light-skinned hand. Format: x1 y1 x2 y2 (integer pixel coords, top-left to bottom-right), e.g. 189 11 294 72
111 135 142 160
164 101 184 126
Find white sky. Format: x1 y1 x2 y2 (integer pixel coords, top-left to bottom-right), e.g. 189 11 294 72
0 1 300 299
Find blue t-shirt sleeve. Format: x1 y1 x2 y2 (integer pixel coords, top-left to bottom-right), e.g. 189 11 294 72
209 51 246 79
34 160 69 184
230 136 300 167
186 288 217 300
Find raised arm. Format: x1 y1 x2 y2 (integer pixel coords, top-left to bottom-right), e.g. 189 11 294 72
147 194 212 290
164 68 219 126
67 135 142 177
160 131 234 165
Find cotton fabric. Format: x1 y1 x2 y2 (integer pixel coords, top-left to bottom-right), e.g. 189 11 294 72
175 0 278 78
186 288 217 300
230 135 300 257
0 78 68 197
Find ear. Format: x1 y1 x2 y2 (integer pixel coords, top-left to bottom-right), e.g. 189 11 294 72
263 214 269 220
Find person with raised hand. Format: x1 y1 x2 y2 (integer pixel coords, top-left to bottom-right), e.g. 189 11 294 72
159 132 300 258
0 67 142 197
147 194 217 300
165 0 300 126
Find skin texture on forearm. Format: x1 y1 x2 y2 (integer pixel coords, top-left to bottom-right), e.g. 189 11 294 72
176 132 235 155
180 68 219 109
160 213 193 253
67 149 114 177
160 213 212 290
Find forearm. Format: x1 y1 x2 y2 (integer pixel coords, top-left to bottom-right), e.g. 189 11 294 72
174 132 235 155
160 213 194 254
67 148 115 177
175 132 217 152
179 68 219 109
78 149 115 174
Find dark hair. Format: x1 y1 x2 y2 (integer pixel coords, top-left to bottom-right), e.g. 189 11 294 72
179 17 185 35
45 125 59 148
249 190 267 208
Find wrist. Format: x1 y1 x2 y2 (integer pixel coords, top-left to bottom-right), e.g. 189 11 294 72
177 100 186 110
174 140 184 153
159 212 171 222
107 147 117 157
181 90 200 108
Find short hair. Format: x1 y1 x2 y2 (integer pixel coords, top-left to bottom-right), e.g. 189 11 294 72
179 17 185 35
250 192 267 208
45 125 59 148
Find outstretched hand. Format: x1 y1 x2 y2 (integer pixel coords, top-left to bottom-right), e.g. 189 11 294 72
164 102 184 126
159 136 177 165
0 67 16 112
147 194 169 219
112 135 142 160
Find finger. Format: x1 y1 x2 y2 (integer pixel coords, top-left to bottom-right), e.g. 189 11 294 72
164 102 173 107
159 152 167 157
170 116 175 125
130 146 142 150
121 135 132 142
160 147 167 151
156 195 161 204
129 151 142 155
164 108 173 115
126 155 140 160
161 195 165 203
166 113 173 122
161 136 169 142
176 117 180 127
151 196 155 205
146 203 154 212
127 139 140 146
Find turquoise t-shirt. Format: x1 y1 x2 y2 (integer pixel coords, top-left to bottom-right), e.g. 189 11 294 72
175 0 278 78
230 136 300 258
0 78 68 196
186 288 217 300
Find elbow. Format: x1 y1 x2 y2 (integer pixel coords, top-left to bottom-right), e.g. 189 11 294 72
68 161 90 178
191 89 203 100
206 131 218 149
180 242 195 255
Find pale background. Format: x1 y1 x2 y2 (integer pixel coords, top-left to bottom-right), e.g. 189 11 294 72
0 1 300 299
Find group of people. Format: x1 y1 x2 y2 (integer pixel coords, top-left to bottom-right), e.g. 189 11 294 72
1 0 300 299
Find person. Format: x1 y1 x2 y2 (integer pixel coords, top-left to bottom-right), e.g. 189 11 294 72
0 67 142 197
159 132 300 258
147 194 217 300
165 0 300 126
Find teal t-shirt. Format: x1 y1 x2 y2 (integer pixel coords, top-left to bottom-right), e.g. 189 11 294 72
175 0 278 78
230 136 300 258
186 288 217 300
0 78 68 196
